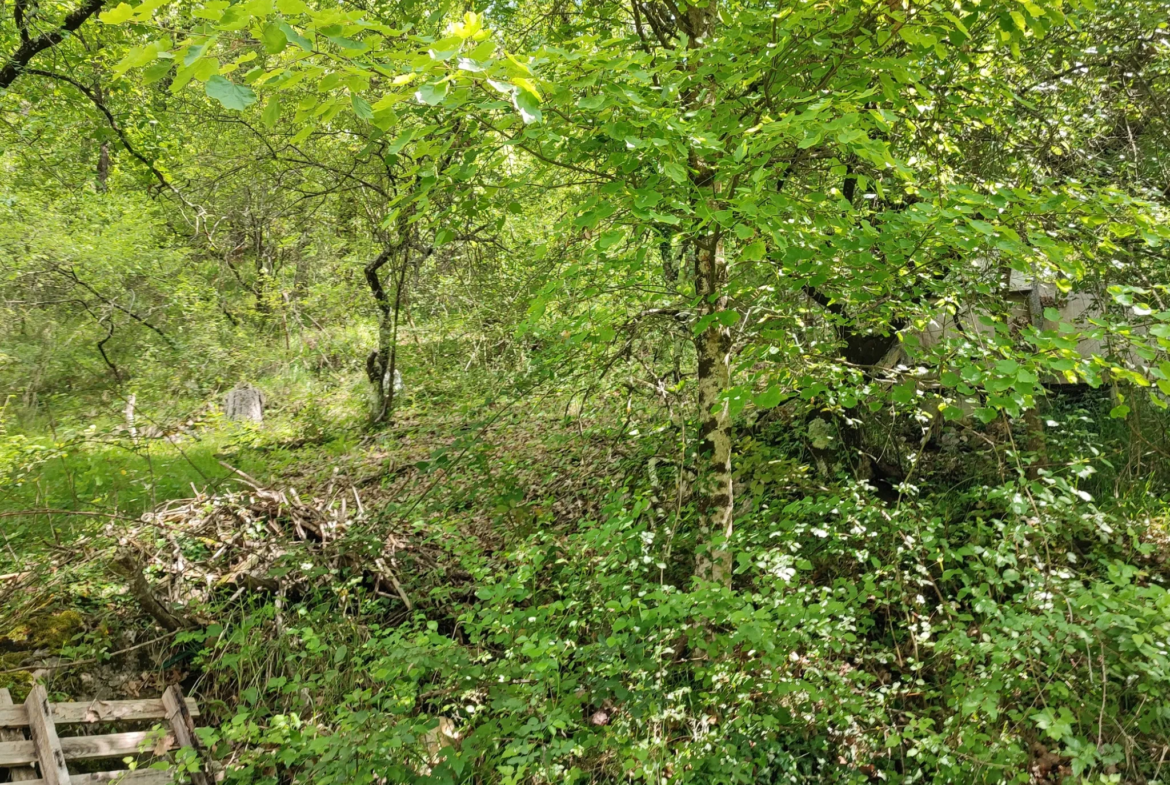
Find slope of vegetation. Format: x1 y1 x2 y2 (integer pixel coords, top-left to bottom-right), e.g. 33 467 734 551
2 0 1170 782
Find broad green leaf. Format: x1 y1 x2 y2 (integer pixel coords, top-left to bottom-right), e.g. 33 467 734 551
741 240 765 261
891 382 916 405
193 1 229 20
277 20 313 51
385 128 416 155
262 97 282 128
578 94 606 110
415 82 449 106
514 91 542 124
260 23 287 54
598 230 624 251
291 123 316 143
113 43 160 77
468 39 495 60
142 60 174 85
193 58 221 81
171 62 199 93
184 41 212 67
276 0 308 12
100 3 135 23
205 75 258 110
351 95 374 121
663 162 686 183
216 5 253 30
715 310 740 327
327 35 366 51
429 37 463 60
754 385 783 409
513 77 541 99
132 0 170 21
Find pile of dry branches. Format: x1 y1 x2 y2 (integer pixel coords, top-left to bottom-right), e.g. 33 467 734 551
111 465 423 627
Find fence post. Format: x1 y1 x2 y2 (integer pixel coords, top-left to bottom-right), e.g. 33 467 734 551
25 684 72 785
162 686 209 785
0 688 38 781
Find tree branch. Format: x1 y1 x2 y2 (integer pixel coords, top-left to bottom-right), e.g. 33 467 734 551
0 0 105 90
24 68 175 191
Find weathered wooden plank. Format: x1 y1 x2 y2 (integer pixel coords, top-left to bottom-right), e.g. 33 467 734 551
0 698 200 729
73 769 175 785
0 737 36 766
25 684 71 785
0 688 39 781
1 730 176 766
9 769 174 785
161 687 209 785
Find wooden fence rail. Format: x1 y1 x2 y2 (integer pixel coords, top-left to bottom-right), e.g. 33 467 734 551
0 686 206 785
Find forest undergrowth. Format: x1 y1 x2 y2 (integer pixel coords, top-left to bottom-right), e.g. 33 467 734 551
4 349 1170 784
3 0 1170 780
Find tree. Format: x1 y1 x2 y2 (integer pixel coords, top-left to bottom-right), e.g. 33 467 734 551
82 0 1170 588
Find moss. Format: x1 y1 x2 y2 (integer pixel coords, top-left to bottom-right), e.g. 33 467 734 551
0 668 33 699
0 609 84 650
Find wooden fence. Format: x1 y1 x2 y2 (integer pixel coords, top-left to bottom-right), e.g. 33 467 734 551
0 685 207 785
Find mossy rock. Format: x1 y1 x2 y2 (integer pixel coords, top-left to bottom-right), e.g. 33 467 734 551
0 609 84 649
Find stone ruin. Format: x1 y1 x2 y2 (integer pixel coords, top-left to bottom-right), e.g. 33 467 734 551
225 384 265 423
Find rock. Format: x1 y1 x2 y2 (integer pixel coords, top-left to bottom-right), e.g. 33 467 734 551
384 367 405 394
225 385 264 423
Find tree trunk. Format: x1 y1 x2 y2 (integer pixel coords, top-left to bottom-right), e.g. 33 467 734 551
692 233 733 587
364 247 408 425
1024 280 1048 479
96 141 110 191
682 0 733 588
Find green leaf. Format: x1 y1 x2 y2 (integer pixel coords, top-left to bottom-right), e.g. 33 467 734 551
260 23 287 54
468 39 495 60
142 60 174 85
578 94 607 110
276 0 308 12
193 58 220 81
183 41 211 67
277 20 313 51
216 4 253 30
328 35 366 51
429 37 464 60
797 130 822 149
1110 404 1130 419
262 97 282 129
205 75 257 110
663 162 686 183
514 91 542 124
891 382 916 405
753 385 783 409
942 403 967 421
415 82 449 106
100 3 135 24
291 123 315 144
113 43 160 77
385 128 416 155
741 240 765 261
351 95 374 121
598 230 624 251
715 310 740 327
